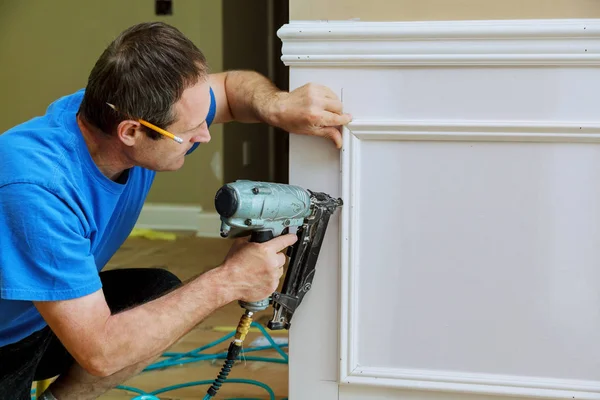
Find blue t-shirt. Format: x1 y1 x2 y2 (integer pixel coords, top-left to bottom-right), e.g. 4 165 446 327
0 88 216 347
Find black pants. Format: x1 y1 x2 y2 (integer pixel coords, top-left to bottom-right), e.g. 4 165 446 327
0 268 182 400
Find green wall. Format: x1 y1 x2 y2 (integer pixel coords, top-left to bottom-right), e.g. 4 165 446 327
0 0 223 210
290 0 600 20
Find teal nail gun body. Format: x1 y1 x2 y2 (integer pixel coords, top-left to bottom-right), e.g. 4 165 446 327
214 179 343 330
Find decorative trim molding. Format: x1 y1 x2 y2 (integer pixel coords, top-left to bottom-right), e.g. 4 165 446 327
135 204 221 237
278 19 600 66
339 122 600 399
340 125 361 386
348 120 600 142
344 366 600 399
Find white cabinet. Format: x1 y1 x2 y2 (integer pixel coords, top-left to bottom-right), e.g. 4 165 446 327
280 19 600 400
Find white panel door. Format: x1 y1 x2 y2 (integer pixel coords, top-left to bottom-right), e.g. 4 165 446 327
280 19 600 400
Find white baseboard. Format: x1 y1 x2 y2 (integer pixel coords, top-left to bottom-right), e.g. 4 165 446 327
135 204 221 237
135 203 203 231
195 212 222 238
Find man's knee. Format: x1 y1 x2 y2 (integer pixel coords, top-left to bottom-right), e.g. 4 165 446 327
156 268 182 285
101 268 183 314
135 268 182 306
153 268 182 293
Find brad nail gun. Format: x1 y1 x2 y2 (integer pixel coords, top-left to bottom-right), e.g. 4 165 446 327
204 180 342 399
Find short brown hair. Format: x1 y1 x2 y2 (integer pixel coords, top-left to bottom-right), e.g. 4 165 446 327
79 22 208 139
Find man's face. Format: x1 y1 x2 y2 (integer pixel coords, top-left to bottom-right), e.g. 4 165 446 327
133 78 212 171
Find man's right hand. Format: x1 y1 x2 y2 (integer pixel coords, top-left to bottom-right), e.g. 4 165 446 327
218 233 298 302
33 235 299 379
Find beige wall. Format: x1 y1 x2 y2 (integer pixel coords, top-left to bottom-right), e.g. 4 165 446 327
290 0 600 21
0 0 223 210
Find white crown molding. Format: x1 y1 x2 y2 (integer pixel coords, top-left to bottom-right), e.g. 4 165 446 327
278 19 600 66
339 122 600 399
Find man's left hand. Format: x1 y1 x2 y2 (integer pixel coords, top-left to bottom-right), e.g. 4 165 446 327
269 83 352 149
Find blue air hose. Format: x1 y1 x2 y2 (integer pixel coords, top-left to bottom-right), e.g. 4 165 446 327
31 322 287 400
119 322 287 400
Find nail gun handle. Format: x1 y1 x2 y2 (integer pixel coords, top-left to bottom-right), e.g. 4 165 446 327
239 230 276 313
250 230 274 243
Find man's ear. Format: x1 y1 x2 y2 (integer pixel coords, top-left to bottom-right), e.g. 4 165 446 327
116 119 142 146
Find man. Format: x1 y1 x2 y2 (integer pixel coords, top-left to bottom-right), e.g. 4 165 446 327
0 22 351 400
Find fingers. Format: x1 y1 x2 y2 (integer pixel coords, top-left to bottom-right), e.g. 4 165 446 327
276 252 287 268
320 85 341 101
321 111 352 127
235 236 250 244
299 82 337 98
313 110 351 148
267 233 298 252
310 87 348 118
323 98 344 114
302 82 344 110
319 126 343 149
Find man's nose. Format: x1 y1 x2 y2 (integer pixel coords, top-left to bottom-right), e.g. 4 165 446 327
190 126 210 143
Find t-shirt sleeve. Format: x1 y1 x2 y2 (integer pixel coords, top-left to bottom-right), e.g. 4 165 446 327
186 86 217 156
207 86 217 127
0 183 101 301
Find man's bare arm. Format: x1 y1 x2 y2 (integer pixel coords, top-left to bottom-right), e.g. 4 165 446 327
34 267 233 377
208 71 352 148
208 71 278 125
34 234 297 377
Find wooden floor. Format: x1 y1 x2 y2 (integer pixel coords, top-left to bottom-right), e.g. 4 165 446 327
98 232 289 400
